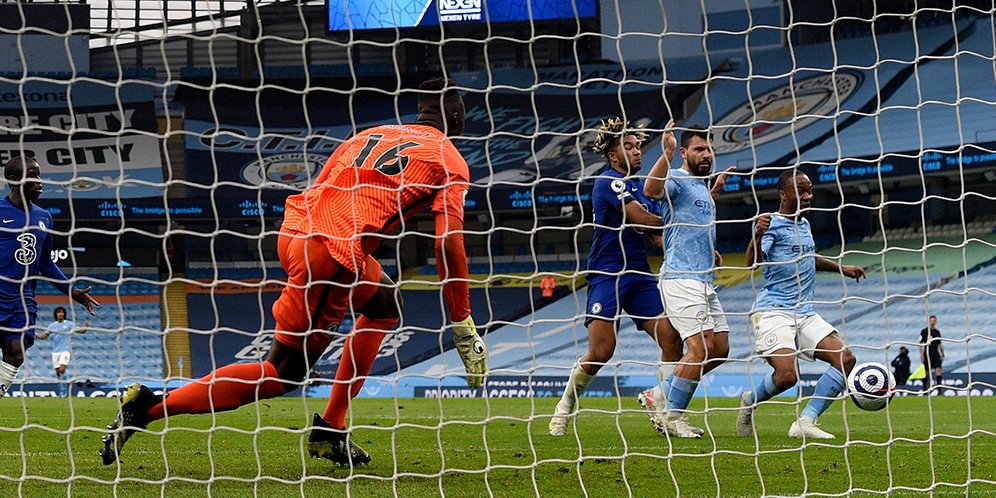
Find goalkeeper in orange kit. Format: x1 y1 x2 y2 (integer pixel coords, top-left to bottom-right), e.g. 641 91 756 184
101 77 488 467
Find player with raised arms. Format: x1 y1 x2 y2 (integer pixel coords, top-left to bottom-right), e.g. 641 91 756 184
548 117 680 437
642 125 733 438
101 77 488 466
36 306 89 396
0 157 98 399
737 169 865 439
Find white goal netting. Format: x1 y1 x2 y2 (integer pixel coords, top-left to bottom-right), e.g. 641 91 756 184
0 0 995 496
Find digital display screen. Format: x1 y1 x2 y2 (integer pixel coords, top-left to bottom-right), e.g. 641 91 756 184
718 143 996 195
328 0 597 32
37 142 995 219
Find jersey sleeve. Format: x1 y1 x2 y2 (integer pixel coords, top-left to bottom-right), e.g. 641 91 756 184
595 177 633 211
311 139 351 186
664 175 681 201
38 215 71 295
759 223 776 256
431 144 471 221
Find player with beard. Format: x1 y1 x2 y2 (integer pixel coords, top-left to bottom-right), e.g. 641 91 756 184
548 118 678 436
642 125 734 438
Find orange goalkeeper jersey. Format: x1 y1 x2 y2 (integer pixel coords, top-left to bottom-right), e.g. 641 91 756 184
281 124 470 274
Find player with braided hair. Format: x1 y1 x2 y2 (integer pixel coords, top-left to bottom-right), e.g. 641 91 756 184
548 118 678 436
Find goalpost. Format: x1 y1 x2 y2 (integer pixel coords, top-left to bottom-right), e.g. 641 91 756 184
1 0 995 495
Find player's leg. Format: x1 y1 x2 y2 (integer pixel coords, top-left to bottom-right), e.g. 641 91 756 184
933 356 943 389
549 318 615 436
740 312 809 437
736 350 799 436
550 277 619 436
0 314 36 398
791 318 855 440
702 287 730 375
321 256 398 431
56 358 68 397
628 275 684 432
637 316 695 434
661 330 714 438
657 279 715 438
101 233 347 465
0 339 24 398
146 233 346 421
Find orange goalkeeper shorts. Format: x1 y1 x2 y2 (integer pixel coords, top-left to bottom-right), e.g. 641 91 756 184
272 231 384 353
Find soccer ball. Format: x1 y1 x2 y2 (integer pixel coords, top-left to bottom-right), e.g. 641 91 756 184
847 362 896 411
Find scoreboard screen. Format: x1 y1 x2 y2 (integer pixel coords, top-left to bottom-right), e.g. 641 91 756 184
328 0 597 32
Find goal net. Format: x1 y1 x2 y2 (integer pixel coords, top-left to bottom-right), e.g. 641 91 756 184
1 0 995 495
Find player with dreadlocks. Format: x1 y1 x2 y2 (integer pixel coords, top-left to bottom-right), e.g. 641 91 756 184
549 118 678 436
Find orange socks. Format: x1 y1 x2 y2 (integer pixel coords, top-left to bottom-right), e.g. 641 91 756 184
147 360 286 421
323 316 396 429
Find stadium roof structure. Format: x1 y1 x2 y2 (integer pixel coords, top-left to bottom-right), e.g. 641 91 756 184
86 0 323 49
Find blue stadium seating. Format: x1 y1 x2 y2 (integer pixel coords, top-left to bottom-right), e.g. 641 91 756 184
674 18 996 170
22 299 164 384
397 264 994 381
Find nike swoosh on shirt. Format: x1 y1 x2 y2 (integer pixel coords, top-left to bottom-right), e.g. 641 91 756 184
2 219 13 223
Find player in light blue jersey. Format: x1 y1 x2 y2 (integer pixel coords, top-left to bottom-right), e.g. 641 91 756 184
36 306 88 396
549 118 681 437
0 157 98 399
737 170 865 440
643 125 734 438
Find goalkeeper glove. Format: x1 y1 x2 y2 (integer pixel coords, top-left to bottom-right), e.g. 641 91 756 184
452 316 488 388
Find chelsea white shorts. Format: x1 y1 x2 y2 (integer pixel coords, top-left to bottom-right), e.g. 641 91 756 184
659 279 730 340
750 311 836 362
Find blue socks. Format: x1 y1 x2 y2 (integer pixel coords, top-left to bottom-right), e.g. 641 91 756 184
802 367 846 420
749 372 787 404
664 374 699 412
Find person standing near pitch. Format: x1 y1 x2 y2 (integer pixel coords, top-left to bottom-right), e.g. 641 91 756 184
737 170 865 440
36 306 89 396
919 315 944 392
642 125 733 439
101 77 488 467
548 118 680 437
0 157 99 398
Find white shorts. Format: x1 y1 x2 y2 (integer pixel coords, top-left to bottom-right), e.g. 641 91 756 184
750 311 836 362
660 279 730 339
52 352 71 370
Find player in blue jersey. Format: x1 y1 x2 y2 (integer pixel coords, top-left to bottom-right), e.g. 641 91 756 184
548 118 679 436
36 306 89 396
0 157 98 398
737 170 865 439
643 125 734 438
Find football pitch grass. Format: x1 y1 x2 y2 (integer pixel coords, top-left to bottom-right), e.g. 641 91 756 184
0 395 993 496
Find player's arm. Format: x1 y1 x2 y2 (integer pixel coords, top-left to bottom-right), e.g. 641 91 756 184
745 214 772 266
39 230 98 315
643 119 676 200
432 169 488 388
815 256 866 282
623 200 663 230
710 166 736 200
649 233 663 251
77 319 89 334
36 327 50 340
434 211 471 323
